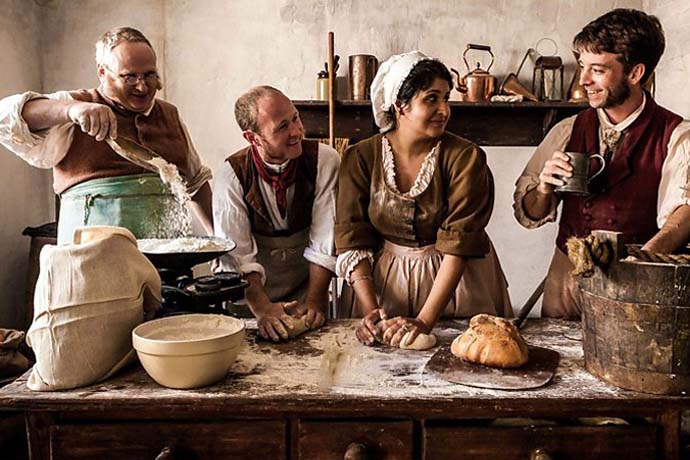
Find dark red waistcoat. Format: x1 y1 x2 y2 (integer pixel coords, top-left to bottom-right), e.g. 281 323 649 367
227 141 319 237
556 95 682 251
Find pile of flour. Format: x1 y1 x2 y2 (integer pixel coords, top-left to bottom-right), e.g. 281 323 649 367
138 237 231 254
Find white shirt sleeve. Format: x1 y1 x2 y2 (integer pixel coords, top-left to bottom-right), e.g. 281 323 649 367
212 160 266 283
0 90 76 168
303 144 340 272
657 120 690 227
512 116 574 229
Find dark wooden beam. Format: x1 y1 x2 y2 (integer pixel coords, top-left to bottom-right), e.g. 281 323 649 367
294 100 588 146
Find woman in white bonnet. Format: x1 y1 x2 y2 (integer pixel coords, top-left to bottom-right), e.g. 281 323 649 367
334 51 511 346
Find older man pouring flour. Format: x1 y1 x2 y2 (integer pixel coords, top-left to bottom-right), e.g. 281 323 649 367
0 26 213 243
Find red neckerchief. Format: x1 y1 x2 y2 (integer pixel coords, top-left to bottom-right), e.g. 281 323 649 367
250 145 298 219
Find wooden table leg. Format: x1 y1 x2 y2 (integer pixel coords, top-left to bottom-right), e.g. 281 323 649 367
26 413 54 460
659 410 680 460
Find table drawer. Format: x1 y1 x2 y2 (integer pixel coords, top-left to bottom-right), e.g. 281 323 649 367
424 425 658 460
50 420 286 460
298 420 413 459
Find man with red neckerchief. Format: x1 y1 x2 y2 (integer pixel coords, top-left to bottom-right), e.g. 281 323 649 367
513 9 690 319
213 86 340 341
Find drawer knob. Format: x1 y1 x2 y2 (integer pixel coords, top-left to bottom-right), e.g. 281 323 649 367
530 448 552 460
155 446 173 460
344 442 369 460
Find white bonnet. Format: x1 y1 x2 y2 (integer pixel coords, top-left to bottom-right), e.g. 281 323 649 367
370 50 431 132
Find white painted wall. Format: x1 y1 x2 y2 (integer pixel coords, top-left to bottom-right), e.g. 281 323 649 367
0 0 53 329
645 0 690 118
38 0 166 94
12 0 690 325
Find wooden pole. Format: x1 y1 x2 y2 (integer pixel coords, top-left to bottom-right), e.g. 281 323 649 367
327 31 337 319
327 32 335 148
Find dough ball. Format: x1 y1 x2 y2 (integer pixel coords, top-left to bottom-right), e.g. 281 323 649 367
400 332 437 350
285 315 310 339
451 314 528 368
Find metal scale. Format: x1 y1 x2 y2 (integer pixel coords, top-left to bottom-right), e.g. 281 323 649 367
140 238 249 317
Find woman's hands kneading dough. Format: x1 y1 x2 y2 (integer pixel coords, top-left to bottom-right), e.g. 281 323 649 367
381 317 437 350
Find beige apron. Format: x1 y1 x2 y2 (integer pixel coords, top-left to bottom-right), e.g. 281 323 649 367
542 247 583 319
341 240 511 319
254 228 310 302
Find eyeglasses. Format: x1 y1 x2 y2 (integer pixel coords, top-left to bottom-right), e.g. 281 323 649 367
103 66 159 86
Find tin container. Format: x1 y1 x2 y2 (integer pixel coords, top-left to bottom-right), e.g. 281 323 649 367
348 54 378 100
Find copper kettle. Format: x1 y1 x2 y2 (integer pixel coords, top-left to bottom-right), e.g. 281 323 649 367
451 44 497 102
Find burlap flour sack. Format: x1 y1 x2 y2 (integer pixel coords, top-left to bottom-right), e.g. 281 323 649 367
27 226 161 391
0 329 30 377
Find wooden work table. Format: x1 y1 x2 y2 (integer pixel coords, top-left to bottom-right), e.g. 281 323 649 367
1 319 688 459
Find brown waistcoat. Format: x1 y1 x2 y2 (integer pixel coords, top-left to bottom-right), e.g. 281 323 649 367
556 95 683 251
54 89 191 194
227 141 319 237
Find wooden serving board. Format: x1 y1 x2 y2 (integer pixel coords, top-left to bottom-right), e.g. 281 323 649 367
425 345 560 390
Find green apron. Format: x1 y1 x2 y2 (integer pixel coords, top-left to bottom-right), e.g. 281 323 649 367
58 174 188 244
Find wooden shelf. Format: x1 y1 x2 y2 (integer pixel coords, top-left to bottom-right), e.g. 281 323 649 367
294 100 589 146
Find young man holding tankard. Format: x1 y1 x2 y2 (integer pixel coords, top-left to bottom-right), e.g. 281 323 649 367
513 9 690 318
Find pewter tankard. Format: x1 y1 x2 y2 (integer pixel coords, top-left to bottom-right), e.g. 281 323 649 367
554 152 606 195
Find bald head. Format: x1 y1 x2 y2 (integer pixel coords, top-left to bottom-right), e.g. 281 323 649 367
95 26 155 69
234 85 288 133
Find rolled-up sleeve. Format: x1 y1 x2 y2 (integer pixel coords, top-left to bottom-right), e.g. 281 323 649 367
512 116 574 229
303 144 340 272
657 120 690 227
212 161 265 282
435 143 492 257
0 90 75 168
335 144 379 252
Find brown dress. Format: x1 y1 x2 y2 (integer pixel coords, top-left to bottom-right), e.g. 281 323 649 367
335 132 511 318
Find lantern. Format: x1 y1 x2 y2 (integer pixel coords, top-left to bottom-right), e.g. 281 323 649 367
533 55 564 101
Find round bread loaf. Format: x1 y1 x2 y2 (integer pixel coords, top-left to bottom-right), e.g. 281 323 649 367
451 314 529 368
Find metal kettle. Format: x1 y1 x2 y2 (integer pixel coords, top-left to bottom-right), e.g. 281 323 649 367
451 44 497 102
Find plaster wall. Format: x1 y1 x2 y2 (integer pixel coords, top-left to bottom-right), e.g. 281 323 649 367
8 0 676 322
0 0 53 329
38 0 166 94
645 0 690 118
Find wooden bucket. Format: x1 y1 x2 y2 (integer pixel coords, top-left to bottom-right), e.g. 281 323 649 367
579 240 690 395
